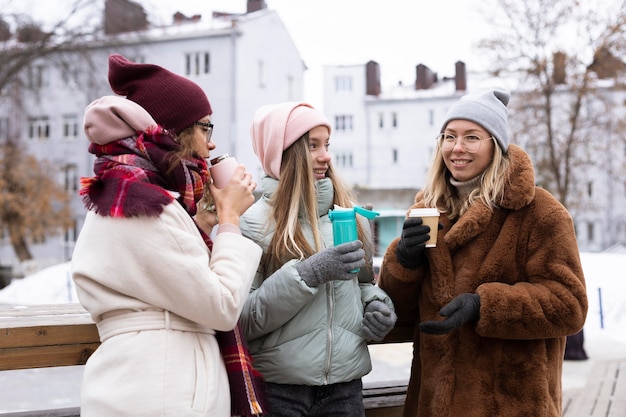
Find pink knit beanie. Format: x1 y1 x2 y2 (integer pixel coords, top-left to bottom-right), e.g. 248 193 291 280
108 54 212 134
250 102 332 179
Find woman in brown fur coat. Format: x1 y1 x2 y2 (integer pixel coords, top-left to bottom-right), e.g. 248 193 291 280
378 88 588 417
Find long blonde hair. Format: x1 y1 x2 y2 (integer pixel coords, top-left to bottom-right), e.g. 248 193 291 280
422 141 511 220
262 133 370 275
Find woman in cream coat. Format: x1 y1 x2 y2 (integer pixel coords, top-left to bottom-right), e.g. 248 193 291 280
71 54 263 417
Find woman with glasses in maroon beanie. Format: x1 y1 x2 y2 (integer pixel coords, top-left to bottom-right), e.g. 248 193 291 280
71 54 266 417
379 88 587 417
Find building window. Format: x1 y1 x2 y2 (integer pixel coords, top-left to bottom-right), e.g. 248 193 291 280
334 115 353 132
587 222 594 242
27 116 50 140
334 76 352 92
64 219 78 260
61 63 79 86
378 113 384 128
429 109 435 126
28 64 49 89
64 220 77 244
0 117 8 139
287 75 294 100
258 60 266 88
587 181 593 197
131 55 146 63
204 52 210 74
185 52 210 76
335 153 353 168
64 164 78 192
392 112 398 128
62 114 79 140
392 148 398 163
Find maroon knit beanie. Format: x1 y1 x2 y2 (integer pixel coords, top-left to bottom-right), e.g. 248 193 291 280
108 54 212 134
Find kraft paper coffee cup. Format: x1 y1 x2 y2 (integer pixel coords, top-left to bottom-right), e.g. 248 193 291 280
409 208 440 247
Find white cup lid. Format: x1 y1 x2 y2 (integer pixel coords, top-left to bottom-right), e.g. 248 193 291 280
409 208 440 217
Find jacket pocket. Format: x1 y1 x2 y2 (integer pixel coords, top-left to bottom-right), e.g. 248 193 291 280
191 336 210 412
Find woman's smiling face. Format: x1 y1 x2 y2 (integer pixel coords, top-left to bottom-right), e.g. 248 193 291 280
441 119 495 181
308 125 331 180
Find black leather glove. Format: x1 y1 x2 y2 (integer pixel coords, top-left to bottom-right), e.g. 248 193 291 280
296 240 365 287
395 217 431 269
419 293 480 334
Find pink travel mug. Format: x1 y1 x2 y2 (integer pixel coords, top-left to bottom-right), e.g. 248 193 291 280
209 154 238 188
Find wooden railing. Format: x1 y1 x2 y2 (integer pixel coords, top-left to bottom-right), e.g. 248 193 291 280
0 304 412 417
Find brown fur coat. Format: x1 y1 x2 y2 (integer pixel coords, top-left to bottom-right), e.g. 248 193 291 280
378 145 588 417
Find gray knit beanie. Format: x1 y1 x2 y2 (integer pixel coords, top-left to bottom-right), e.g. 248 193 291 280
441 88 510 152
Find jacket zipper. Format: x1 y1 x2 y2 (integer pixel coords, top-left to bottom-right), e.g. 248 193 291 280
323 281 335 384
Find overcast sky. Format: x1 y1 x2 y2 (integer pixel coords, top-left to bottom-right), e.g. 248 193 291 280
1 0 492 105
141 0 492 105
5 0 622 105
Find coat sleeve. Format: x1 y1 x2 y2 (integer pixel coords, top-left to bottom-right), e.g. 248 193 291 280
377 237 424 328
239 259 318 341
475 192 588 340
71 204 262 331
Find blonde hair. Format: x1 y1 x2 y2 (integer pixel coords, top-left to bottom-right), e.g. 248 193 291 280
262 134 371 275
423 141 511 220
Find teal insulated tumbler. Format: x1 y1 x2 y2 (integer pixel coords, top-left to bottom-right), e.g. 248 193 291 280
328 205 380 272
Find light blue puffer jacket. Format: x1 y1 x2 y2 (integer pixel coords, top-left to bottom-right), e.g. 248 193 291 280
239 176 394 385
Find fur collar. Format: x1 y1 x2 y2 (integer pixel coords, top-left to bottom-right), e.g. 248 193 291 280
443 144 536 251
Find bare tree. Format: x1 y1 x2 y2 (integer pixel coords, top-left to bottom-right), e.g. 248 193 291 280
477 0 626 359
477 0 626 209
0 137 73 261
0 0 102 263
0 0 154 264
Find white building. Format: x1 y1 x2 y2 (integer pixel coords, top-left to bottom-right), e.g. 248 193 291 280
0 1 305 273
323 60 626 253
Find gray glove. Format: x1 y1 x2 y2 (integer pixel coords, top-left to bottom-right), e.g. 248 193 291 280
296 240 365 287
361 300 397 342
419 293 480 334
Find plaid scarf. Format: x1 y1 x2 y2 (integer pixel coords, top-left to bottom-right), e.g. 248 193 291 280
80 126 266 416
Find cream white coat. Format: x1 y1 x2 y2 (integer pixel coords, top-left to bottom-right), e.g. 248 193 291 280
72 200 262 417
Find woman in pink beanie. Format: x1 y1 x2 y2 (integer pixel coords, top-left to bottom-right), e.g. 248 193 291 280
72 55 266 417
239 101 396 417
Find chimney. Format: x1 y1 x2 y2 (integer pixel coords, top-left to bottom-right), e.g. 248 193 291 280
455 61 467 91
173 12 202 24
415 64 437 90
0 19 11 42
247 0 267 13
366 60 381 96
553 52 566 84
104 0 149 35
587 48 625 80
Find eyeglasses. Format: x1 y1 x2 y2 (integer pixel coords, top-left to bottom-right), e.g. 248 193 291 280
436 133 494 154
194 121 214 142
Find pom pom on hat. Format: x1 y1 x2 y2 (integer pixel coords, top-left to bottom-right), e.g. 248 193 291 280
250 102 332 179
108 54 212 134
441 88 510 152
